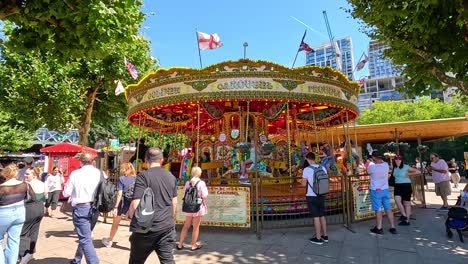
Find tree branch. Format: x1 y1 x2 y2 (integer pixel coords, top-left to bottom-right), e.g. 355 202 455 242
414 49 468 94
0 0 21 19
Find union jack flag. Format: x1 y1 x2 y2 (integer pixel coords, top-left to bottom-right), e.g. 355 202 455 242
125 58 139 80
298 30 314 53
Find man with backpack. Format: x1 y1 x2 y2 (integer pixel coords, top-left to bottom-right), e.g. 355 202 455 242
127 147 178 264
302 152 329 245
62 152 102 264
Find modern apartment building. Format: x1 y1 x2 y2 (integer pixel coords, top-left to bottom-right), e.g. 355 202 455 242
306 36 355 81
357 41 409 112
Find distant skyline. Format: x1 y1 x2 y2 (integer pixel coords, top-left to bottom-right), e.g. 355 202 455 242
141 0 370 79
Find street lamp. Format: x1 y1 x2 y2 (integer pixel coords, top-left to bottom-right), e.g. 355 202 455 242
243 42 248 59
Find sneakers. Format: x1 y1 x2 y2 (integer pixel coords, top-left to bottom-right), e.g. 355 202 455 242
101 237 113 248
321 235 329 243
398 221 410 226
19 253 33 264
438 206 449 211
370 226 384 235
309 237 324 245
389 228 397 234
399 215 407 222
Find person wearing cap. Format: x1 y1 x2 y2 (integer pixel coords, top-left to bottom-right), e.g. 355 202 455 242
367 150 396 235
17 157 34 181
427 153 451 210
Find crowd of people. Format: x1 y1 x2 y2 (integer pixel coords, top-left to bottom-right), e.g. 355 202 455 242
0 146 466 262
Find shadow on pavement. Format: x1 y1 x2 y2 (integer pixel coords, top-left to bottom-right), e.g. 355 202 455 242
45 230 77 238
32 257 70 263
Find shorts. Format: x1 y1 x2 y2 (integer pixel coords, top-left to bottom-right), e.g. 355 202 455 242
306 195 325 218
434 181 451 197
370 189 391 211
117 200 130 216
394 183 412 201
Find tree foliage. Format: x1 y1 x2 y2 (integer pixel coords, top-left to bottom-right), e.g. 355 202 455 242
0 0 146 60
347 0 468 95
0 110 33 152
0 1 157 146
358 96 468 124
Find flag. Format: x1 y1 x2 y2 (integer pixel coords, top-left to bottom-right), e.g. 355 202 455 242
298 30 314 52
299 41 314 52
356 54 369 71
115 80 124 96
197 32 223 50
125 58 139 80
358 78 366 86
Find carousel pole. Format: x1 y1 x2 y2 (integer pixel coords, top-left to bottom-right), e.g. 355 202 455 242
286 102 292 179
311 106 320 154
245 102 250 141
135 115 142 171
196 102 201 165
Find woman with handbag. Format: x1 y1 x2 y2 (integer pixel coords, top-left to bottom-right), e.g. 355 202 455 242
392 155 421 226
18 167 46 263
0 164 31 264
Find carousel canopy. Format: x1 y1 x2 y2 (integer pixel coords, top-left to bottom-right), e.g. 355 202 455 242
40 142 98 156
125 59 360 139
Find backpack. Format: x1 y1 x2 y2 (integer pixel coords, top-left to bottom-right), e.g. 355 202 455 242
95 171 117 213
130 187 155 233
123 182 135 202
307 166 329 195
182 181 202 213
445 206 468 242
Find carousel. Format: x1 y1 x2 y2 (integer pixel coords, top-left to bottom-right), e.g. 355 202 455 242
125 59 360 226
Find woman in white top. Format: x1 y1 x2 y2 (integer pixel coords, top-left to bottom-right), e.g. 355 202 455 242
44 167 64 217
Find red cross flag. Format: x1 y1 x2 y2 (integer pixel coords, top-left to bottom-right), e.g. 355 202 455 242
197 32 223 50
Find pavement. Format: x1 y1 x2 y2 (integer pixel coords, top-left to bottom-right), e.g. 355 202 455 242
25 181 468 264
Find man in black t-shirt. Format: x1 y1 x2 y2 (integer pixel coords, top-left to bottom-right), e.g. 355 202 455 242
127 147 178 264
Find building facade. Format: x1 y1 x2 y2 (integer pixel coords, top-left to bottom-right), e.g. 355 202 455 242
358 41 409 112
306 37 355 81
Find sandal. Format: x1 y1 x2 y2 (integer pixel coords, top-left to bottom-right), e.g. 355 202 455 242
176 244 184 250
191 244 203 251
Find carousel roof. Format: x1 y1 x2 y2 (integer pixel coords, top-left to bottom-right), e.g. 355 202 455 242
125 59 360 137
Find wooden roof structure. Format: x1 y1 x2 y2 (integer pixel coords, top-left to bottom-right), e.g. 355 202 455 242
322 114 468 144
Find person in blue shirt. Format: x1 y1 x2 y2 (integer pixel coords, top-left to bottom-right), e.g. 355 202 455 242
392 155 421 226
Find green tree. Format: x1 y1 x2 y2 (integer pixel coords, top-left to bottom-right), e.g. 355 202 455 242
347 0 468 95
0 2 157 146
0 0 146 60
358 97 467 124
0 111 33 152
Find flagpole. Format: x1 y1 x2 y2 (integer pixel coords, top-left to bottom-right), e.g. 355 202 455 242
195 29 203 68
352 52 365 76
292 30 307 68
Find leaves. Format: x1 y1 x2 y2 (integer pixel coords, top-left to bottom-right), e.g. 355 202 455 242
358 96 468 124
347 0 468 95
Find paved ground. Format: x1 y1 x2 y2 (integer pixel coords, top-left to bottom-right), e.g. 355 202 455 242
26 181 468 264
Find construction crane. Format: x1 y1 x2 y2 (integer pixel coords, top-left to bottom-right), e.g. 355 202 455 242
322 10 342 71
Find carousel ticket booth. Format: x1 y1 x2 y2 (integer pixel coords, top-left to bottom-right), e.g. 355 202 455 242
125 59 361 231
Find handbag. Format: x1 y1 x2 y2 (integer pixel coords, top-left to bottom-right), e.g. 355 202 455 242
388 167 395 187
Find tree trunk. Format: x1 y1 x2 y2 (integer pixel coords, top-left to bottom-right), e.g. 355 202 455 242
78 87 99 146
0 0 21 19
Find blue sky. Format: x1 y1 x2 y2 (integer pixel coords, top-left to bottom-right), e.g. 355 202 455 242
141 0 370 79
